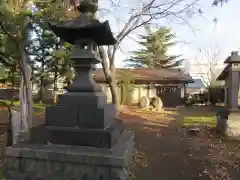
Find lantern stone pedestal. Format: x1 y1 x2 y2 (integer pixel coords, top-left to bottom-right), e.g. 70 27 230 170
227 111 240 139
3 1 134 180
4 131 134 180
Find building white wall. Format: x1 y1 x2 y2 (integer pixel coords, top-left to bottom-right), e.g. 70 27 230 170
100 84 158 104
132 87 140 103
180 86 185 98
149 85 157 98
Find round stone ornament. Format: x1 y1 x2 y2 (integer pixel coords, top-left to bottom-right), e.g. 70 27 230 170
139 96 149 108
151 96 163 109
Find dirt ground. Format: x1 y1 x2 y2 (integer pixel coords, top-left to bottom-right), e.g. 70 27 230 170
119 106 240 180
0 105 239 180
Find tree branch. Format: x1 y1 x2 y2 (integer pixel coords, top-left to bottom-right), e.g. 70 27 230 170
0 24 18 45
99 46 111 81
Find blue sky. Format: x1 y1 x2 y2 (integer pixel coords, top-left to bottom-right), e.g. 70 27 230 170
98 0 240 77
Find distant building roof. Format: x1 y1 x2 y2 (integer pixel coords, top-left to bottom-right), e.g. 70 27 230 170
217 51 240 81
216 65 228 81
224 51 240 63
94 68 193 84
187 78 206 89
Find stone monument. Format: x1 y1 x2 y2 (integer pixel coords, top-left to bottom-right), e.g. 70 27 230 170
4 1 134 179
217 51 240 139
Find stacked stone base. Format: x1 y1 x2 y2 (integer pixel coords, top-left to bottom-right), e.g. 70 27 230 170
227 112 240 139
4 131 134 180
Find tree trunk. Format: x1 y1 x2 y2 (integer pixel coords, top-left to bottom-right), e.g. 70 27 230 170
19 43 32 139
53 66 58 103
31 65 34 91
98 46 120 110
39 76 44 103
39 59 45 104
109 66 120 109
108 46 120 110
10 69 15 106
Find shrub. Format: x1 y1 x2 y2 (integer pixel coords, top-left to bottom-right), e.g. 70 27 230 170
118 71 135 105
209 86 224 105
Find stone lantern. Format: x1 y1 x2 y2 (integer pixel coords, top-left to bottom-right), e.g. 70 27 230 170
4 1 134 179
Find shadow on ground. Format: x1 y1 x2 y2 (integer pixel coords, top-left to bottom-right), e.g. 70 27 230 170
119 106 240 180
4 105 240 180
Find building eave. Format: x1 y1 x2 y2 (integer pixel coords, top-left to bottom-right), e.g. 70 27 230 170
216 65 229 81
94 68 193 84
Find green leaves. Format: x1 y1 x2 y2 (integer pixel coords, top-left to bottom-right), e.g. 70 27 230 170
118 70 135 105
126 26 183 69
0 0 76 92
0 64 8 79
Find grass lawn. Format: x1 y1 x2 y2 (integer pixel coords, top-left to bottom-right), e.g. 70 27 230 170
183 116 216 127
0 100 46 108
181 106 217 127
0 100 19 106
32 103 46 110
123 106 240 180
0 100 46 116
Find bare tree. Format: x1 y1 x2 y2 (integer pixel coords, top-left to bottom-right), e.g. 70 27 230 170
191 45 222 87
65 0 201 109
97 0 201 109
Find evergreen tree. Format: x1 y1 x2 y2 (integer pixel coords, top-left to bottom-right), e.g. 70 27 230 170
50 41 73 102
27 24 73 102
0 25 20 88
0 63 8 80
27 1 76 102
126 26 184 68
0 0 77 131
27 22 57 102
